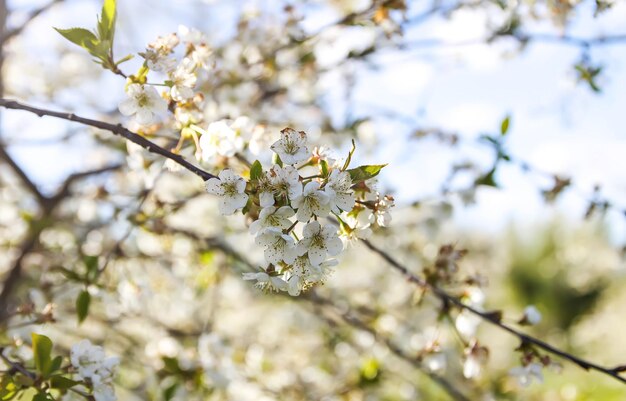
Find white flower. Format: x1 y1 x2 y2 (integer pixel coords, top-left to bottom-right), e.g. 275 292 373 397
205 169 248 215
325 169 355 213
142 49 176 72
270 128 310 165
90 356 119 385
463 354 482 379
70 339 118 400
118 84 167 125
169 59 197 101
455 310 481 338
149 33 179 54
509 363 544 387
178 25 208 45
522 305 542 325
371 194 394 227
292 181 330 222
269 165 302 200
297 221 343 266
199 120 244 161
71 340 105 379
243 271 287 292
255 227 300 264
249 206 295 235
93 382 117 401
424 353 446 373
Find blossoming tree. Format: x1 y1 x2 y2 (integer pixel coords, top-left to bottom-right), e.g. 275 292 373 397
0 0 625 400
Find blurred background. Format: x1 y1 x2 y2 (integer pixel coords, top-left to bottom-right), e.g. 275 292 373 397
1 0 626 400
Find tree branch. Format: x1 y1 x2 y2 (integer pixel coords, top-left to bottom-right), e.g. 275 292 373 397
0 99 216 181
361 239 626 385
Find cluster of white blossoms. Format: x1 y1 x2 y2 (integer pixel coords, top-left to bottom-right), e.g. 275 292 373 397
205 128 393 296
119 27 213 126
70 340 120 401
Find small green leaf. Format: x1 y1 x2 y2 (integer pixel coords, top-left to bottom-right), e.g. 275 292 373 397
500 115 510 136
272 153 283 168
475 167 498 188
32 333 52 377
115 54 134 65
97 0 116 43
49 356 63 374
50 375 79 390
33 393 49 401
320 159 329 177
342 139 356 171
76 290 91 324
83 255 99 281
347 164 387 183
250 160 263 181
54 27 99 52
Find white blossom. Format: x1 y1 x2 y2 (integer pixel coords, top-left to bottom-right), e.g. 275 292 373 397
509 363 544 387
70 340 119 401
463 354 482 379
249 206 295 235
178 25 208 45
371 194 394 227
270 128 310 165
325 169 355 213
522 305 542 325
142 49 176 72
297 221 343 266
118 84 167 125
242 271 288 292
71 339 105 379
292 181 330 222
93 383 116 401
255 227 300 265
455 310 481 338
199 120 245 161
169 59 197 101
205 169 248 215
269 165 302 201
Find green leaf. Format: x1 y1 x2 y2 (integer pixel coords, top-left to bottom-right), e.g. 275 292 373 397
54 27 99 52
97 0 116 43
320 159 329 178
347 164 387 184
250 160 263 181
76 290 91 324
342 139 356 171
33 393 49 401
500 115 511 136
31 333 52 377
50 375 79 390
49 356 63 374
83 255 99 282
272 153 283 168
475 167 498 188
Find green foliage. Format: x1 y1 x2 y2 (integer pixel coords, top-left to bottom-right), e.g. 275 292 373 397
500 115 511 136
76 290 91 323
31 333 52 378
347 164 387 184
249 160 263 181
54 0 131 74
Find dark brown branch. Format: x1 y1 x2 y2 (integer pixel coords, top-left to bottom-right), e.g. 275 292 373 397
361 239 626 385
0 99 216 181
